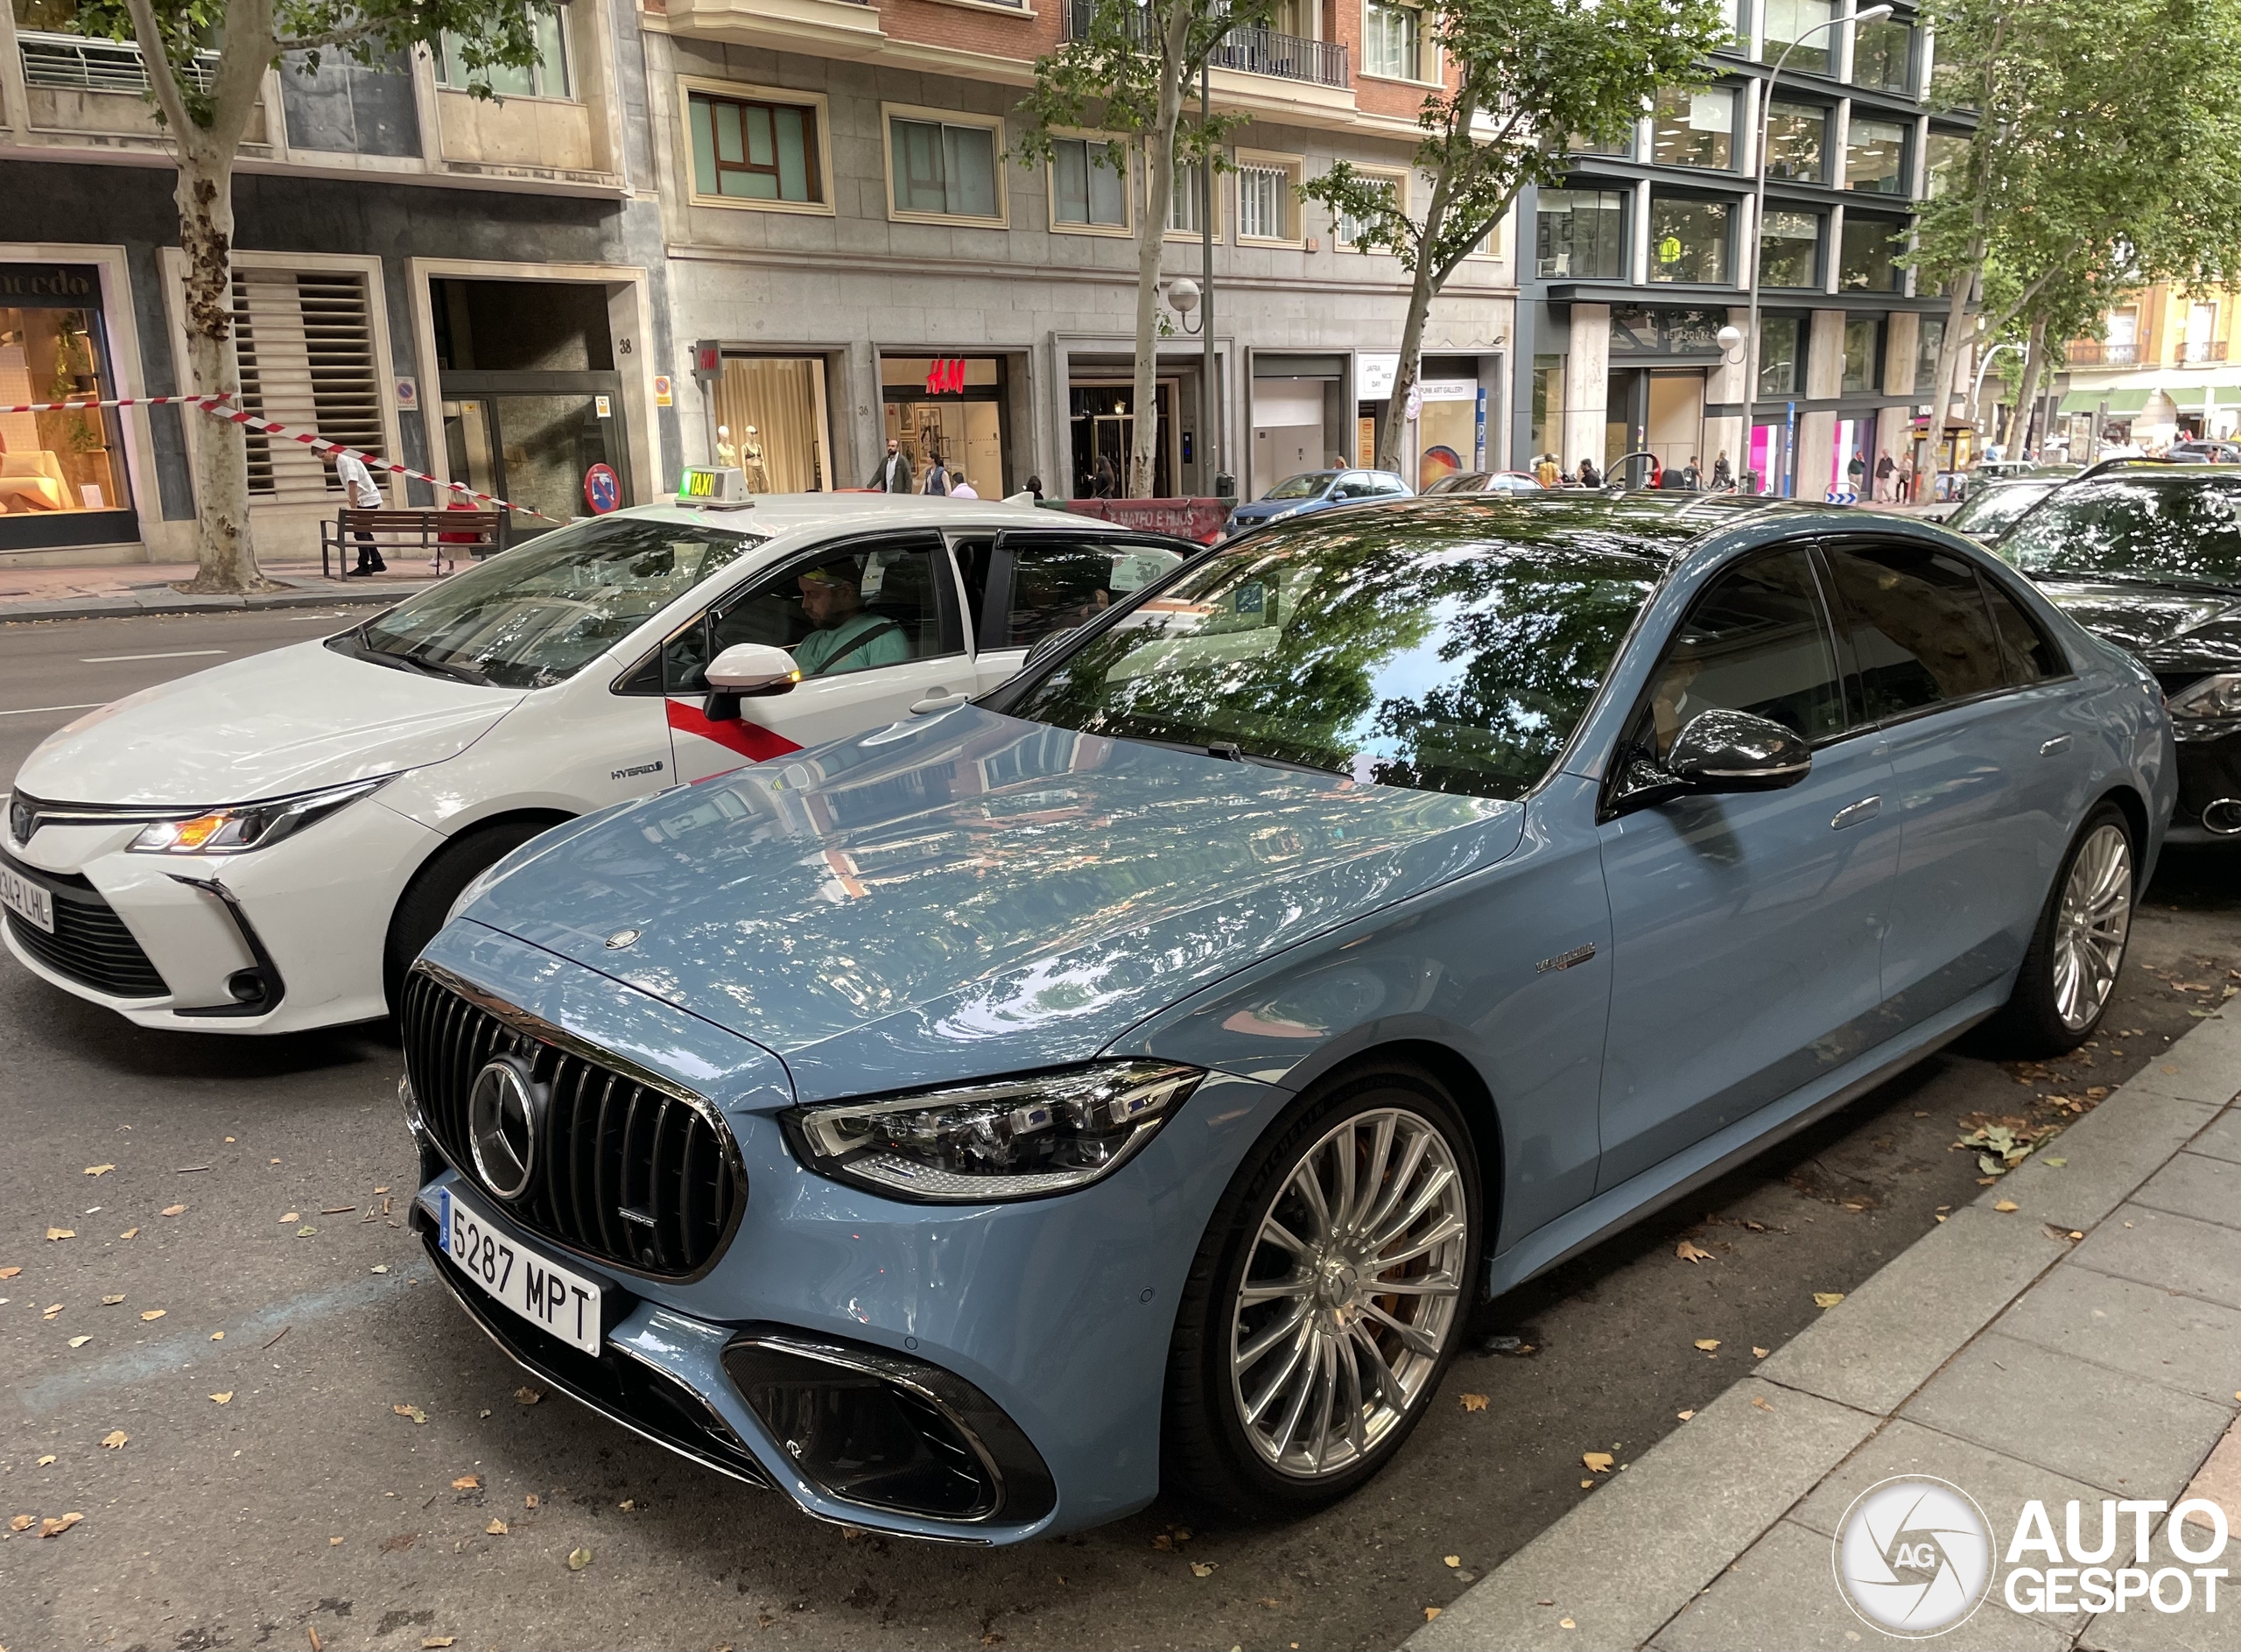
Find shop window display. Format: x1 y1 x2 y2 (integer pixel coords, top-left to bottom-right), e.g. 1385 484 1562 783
0 290 126 522
714 356 831 491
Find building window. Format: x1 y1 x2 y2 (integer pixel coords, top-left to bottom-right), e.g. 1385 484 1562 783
1760 0 1835 75
1647 194 1731 285
1237 156 1302 243
1759 210 1822 288
1839 213 1905 291
1925 130 1971 197
1763 102 1826 182
1850 16 1913 95
1337 171 1405 248
1651 87 1738 169
0 265 130 522
1713 0 1746 49
689 89 825 206
1916 313 1946 397
231 268 384 503
1364 0 1424 80
1569 126 1636 159
888 109 1004 223
1760 314 1802 397
1530 354 1565 458
1842 315 1883 391
1051 137 1129 230
1535 188 1626 279
1846 116 1909 194
1169 159 1205 234
438 9 569 98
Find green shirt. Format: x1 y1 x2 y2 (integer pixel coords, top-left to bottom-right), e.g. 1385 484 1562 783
793 611 912 677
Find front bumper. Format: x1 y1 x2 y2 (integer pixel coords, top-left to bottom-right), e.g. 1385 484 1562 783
2168 728 2241 844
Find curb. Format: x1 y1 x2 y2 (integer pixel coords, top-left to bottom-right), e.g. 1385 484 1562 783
0 580 419 624
1409 1006 2241 1652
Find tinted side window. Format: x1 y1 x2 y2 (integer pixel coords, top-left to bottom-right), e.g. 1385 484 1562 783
991 537 1185 650
1978 573 2064 684
1823 542 2005 721
664 538 952 691
1642 548 1844 759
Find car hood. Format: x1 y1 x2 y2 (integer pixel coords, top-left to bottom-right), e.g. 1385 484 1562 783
1232 498 1320 520
464 706 1522 1101
2033 578 2241 671
15 639 523 805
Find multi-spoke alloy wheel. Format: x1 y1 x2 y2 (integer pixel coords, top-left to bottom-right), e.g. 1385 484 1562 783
1226 1107 1469 1480
2052 822 2132 1033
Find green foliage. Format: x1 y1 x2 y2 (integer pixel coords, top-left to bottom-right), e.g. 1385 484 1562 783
1301 0 1727 285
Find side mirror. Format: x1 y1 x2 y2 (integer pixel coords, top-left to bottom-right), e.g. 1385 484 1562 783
1022 624 1078 672
703 642 799 722
1666 709 1812 792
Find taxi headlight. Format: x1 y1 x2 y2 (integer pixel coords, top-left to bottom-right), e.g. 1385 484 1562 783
127 777 393 855
783 1060 1205 1203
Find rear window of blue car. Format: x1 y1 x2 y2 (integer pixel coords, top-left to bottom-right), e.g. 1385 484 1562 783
1001 502 1673 801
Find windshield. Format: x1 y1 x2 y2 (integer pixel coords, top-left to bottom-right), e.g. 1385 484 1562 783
1263 472 1336 502
1001 511 1663 801
2000 475 2241 588
1423 474 1486 495
337 517 763 689
1946 481 2057 540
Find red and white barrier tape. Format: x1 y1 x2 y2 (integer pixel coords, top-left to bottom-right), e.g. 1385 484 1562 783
2 392 558 521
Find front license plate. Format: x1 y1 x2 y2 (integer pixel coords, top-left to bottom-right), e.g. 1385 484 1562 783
439 1185 603 1355
0 861 54 933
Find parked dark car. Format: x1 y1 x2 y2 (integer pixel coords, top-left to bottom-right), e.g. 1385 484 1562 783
1422 469 1546 496
1997 464 2241 840
1942 475 2066 541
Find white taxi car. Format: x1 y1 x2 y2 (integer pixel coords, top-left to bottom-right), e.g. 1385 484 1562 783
2 494 1188 1033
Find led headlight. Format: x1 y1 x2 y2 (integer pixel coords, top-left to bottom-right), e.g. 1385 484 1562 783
784 1060 1205 1202
128 776 392 855
2168 672 2241 740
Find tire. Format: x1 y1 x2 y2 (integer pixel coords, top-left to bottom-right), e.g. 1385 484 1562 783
383 818 565 1013
1984 801 2136 1058
1162 1062 1485 1516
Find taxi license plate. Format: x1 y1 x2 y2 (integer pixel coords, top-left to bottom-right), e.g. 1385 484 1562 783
0 861 54 933
438 1185 603 1355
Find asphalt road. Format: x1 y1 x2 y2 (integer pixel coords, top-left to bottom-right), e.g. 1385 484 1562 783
3 609 2236 1651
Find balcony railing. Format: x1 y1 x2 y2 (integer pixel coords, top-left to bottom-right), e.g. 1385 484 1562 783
19 29 218 94
2066 341 2139 367
1064 0 1349 88
2183 340 2229 364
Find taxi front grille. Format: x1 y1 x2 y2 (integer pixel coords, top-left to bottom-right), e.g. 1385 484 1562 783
400 968 743 1278
2 851 169 1000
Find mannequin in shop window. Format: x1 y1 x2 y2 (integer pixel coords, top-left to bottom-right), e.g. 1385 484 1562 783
740 425 769 493
715 425 738 469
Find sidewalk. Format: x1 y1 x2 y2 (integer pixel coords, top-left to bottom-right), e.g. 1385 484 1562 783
1414 1007 2241 1652
0 556 448 623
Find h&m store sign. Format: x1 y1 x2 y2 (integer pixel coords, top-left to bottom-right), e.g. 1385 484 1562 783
0 264 102 307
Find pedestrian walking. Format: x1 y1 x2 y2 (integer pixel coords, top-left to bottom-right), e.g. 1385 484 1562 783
949 474 979 500
1681 454 1702 490
1846 450 1868 496
331 446 387 576
921 453 951 496
1577 456 1602 489
1898 451 1917 503
1534 453 1560 489
868 439 913 493
1874 451 1896 502
1711 450 1733 490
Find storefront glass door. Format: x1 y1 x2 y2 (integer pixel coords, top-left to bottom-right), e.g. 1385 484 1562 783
882 356 1009 496
441 390 625 534
1069 382 1175 497
0 263 135 551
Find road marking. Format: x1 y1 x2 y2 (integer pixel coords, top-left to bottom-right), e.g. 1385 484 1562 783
0 701 103 717
78 649 227 663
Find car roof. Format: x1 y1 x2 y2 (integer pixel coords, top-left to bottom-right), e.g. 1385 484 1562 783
608 493 1086 537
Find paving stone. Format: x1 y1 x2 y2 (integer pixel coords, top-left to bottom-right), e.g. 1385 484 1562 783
1649 1517 2069 1652
1900 1332 2232 1501
2121 1020 2241 1107
2130 1152 2241 1232
1998 1090 2226 1231
2075 1520 2239 1652
1406 1378 1872 1652
2188 1107 2241 1167
1757 1206 2069 1417
2070 1205 2241 1313
1991 1263 2241 1405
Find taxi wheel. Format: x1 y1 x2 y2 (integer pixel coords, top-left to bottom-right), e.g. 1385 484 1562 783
383 817 566 1015
1163 1062 1483 1515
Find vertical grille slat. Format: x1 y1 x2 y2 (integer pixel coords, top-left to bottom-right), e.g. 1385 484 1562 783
400 971 741 1278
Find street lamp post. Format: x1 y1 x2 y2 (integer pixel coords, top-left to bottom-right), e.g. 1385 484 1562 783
1738 3 1892 496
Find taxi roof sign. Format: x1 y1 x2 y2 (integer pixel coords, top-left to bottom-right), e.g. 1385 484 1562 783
677 465 754 509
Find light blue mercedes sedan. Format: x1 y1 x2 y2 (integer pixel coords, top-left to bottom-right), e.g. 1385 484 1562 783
404 495 2173 1544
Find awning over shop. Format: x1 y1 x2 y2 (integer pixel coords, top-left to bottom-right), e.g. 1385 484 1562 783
2058 388 2153 415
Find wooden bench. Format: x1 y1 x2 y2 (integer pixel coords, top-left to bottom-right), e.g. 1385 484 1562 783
321 507 507 578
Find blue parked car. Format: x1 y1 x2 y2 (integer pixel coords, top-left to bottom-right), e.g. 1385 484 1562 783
1222 467 1410 537
405 494 2171 1545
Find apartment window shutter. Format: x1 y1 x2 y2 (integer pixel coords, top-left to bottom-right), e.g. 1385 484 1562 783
228 270 383 503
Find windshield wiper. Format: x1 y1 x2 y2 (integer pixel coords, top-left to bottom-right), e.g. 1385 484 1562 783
348 639 495 687
400 647 494 687
2026 566 2241 595
1118 733 1346 777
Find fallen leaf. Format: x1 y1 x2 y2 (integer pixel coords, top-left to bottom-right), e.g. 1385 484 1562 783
1752 1346 1769 1359
487 1518 509 1536
139 1309 165 1321
1582 1452 1614 1473
36 1455 54 1466
82 1165 114 1177
1459 1392 1489 1412
40 1512 83 1538
119 1227 139 1240
41 1304 60 1318
279 1213 299 1224
296 1227 318 1238
1423 1606 1442 1621
1191 1561 1217 1577
100 1294 123 1305
68 1335 91 1348
211 1332 224 1341
524 1494 540 1509
375 1185 390 1195
618 1499 635 1511
1813 1292 1845 1309
0 1267 18 1279
8 1513 34 1531
1676 1409 1696 1421
1994 1199 2020 1213
370 1264 390 1275
567 1545 594 1571
1151 1533 1172 1551
1692 1338 1719 1352
453 1475 481 1491
160 1205 186 1218
45 1228 74 1241
392 1404 428 1424
2043 1156 2068 1169
99 1431 127 1449
1560 1618 1577 1630
1444 1555 1461 1568
514 1386 542 1405
1579 1479 1595 1488
1675 1239 1713 1263
330 1536 344 1546
209 1392 233 1405
422 1640 455 1649
1751 1395 1774 1412
380 1533 417 1554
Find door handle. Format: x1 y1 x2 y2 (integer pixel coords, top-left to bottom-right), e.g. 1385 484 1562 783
2040 735 2072 756
910 686 968 716
1830 796 1882 830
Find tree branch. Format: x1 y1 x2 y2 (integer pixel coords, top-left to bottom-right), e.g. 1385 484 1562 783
119 0 194 140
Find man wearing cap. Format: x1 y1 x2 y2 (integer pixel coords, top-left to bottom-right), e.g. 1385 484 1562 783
793 562 912 676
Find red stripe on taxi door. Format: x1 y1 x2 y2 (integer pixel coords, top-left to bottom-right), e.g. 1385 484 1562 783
664 699 803 765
